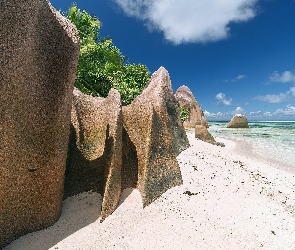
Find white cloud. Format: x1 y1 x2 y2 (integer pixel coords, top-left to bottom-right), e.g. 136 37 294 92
235 107 244 113
250 105 295 119
254 93 290 104
204 110 215 118
204 110 211 116
273 105 295 116
236 75 246 80
254 87 295 103
205 105 295 121
216 93 232 106
114 0 259 44
204 110 224 118
249 111 262 116
204 107 245 120
263 111 272 117
269 70 295 83
223 74 246 82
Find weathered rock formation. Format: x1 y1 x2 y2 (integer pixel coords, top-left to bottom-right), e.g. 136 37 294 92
65 88 123 221
1 4 189 242
65 67 189 221
227 114 249 128
195 125 216 144
123 67 189 206
175 85 208 128
0 0 79 248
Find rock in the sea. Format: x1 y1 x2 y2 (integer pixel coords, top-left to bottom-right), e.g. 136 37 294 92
195 125 216 144
123 67 189 206
0 0 80 248
175 85 209 128
227 114 249 128
65 88 123 221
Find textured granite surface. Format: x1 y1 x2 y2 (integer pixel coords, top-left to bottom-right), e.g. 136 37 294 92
195 125 216 144
175 85 208 128
227 114 249 128
65 88 123 221
123 67 189 206
0 0 79 247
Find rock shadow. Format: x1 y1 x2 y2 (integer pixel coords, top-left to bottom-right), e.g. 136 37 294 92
64 124 107 198
3 192 101 250
121 126 138 191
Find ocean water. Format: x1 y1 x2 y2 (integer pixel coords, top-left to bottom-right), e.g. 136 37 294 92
208 121 295 169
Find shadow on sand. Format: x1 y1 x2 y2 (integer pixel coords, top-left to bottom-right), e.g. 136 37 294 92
4 188 138 250
4 191 102 250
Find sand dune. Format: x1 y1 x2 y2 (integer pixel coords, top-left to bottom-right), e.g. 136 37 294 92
4 132 295 250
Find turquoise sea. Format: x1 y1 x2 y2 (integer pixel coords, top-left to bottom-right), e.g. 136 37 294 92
208 121 295 169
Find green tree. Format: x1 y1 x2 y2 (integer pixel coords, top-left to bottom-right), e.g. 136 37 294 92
112 63 150 104
66 4 150 104
178 106 189 123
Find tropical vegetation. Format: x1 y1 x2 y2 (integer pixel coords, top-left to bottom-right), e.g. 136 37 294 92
65 4 150 104
178 106 190 122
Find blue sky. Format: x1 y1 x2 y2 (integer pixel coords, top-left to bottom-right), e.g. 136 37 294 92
50 0 295 121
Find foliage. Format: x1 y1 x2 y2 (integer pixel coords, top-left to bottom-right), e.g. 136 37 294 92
112 63 150 104
178 106 189 122
66 4 150 104
67 4 101 46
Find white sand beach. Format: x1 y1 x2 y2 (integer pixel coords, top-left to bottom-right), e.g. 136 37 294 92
4 132 295 250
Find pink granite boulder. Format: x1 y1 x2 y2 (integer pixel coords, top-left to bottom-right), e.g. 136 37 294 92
227 114 249 128
175 85 209 128
0 0 79 247
122 67 189 206
65 88 123 221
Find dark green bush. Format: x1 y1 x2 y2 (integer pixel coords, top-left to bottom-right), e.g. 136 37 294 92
66 4 150 104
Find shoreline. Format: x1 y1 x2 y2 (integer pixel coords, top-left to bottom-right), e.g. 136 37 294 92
4 132 295 249
215 134 295 175
186 127 291 171
207 120 295 175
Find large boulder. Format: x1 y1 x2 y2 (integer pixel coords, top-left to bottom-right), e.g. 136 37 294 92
66 67 189 220
227 114 249 128
0 0 79 247
65 88 123 221
123 67 189 206
175 85 208 128
195 125 216 144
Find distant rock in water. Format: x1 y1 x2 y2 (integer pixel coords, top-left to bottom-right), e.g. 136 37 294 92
195 125 216 144
0 0 79 248
175 85 208 128
227 114 249 128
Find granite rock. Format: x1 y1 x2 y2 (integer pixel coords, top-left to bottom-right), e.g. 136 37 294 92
195 125 216 144
227 114 249 128
66 67 189 221
0 0 79 247
122 67 189 206
65 88 123 221
175 85 209 128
